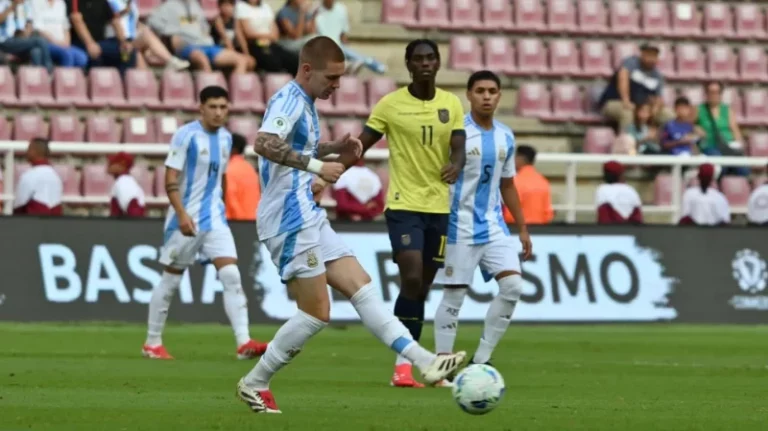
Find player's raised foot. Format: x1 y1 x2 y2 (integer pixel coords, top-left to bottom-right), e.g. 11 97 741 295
421 351 467 385
390 363 425 388
236 378 281 414
142 344 173 360
236 340 268 360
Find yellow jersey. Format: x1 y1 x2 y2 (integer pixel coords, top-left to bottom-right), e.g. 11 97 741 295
365 87 464 214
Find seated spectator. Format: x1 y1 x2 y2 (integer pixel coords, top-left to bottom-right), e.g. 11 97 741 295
599 43 673 130
225 133 260 221
696 81 749 177
276 0 316 54
614 103 659 155
504 145 553 225
30 0 87 68
212 0 236 49
106 0 189 70
233 0 297 74
66 0 137 74
747 172 768 226
147 0 253 74
679 163 730 226
595 161 643 224
315 0 385 74
0 0 54 72
660 97 705 156
13 138 63 216
108 152 145 217
331 160 384 221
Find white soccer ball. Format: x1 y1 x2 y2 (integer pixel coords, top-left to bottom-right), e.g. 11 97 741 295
451 364 505 415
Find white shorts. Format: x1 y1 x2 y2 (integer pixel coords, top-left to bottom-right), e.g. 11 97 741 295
263 218 353 283
434 238 521 285
158 228 237 268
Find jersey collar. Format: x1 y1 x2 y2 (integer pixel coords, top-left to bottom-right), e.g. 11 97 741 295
466 112 495 132
289 80 315 106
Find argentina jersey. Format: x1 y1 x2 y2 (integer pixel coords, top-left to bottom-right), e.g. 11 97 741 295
257 80 324 240
163 120 232 240
447 114 516 245
106 0 139 39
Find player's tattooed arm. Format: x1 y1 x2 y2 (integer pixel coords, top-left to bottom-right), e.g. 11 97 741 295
254 132 311 170
315 141 344 158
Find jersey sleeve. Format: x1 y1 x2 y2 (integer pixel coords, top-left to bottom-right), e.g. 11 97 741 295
451 95 465 132
365 96 389 135
501 133 516 178
165 129 190 171
259 89 305 140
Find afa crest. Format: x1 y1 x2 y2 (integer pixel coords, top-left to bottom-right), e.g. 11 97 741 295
401 234 411 246
307 250 319 268
437 109 450 124
498 148 506 162
445 266 454 277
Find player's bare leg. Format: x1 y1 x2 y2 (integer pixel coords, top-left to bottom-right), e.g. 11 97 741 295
391 250 429 387
143 265 184 359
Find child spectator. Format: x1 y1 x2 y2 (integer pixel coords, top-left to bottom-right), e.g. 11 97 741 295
234 0 298 74
614 103 659 155
660 97 705 156
30 0 88 67
315 0 385 74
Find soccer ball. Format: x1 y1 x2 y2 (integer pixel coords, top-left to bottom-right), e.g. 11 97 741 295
451 364 505 415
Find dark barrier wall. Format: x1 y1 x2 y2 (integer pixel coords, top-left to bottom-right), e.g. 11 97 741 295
0 217 766 323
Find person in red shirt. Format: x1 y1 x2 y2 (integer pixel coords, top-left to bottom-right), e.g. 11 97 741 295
596 161 643 224
13 138 63 216
108 152 146 217
331 160 384 221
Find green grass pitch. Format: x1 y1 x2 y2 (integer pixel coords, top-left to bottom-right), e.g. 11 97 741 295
1 323 766 431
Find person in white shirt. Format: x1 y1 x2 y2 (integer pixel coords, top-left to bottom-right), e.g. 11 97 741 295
679 163 731 226
595 161 643 224
29 0 88 67
315 0 386 74
747 175 768 226
234 0 297 74
13 138 63 216
107 151 145 217
0 0 53 72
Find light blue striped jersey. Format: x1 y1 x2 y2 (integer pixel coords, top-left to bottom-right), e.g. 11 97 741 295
0 0 31 42
447 114 516 245
106 0 139 39
163 120 232 240
256 80 324 240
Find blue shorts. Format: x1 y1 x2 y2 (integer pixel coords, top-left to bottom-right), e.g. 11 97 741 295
384 209 449 268
179 45 224 63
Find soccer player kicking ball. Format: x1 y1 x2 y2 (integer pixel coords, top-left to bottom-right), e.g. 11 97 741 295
433 71 533 382
142 86 267 361
236 36 466 414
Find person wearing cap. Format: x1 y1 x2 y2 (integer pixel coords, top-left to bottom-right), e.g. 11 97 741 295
679 163 730 226
747 168 768 226
599 43 674 130
595 161 642 224
13 137 63 216
224 133 260 221
108 151 145 217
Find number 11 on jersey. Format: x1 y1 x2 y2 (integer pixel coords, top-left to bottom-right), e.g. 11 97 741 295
421 125 433 146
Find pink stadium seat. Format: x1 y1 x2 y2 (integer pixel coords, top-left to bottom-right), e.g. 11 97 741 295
130 164 155 197
743 89 768 126
612 42 637 67
123 117 158 144
578 91 602 124
160 70 196 111
609 0 639 35
381 0 416 26
0 117 10 140
514 83 551 119
546 0 577 33
52 164 81 197
722 88 744 123
229 73 265 113
86 115 120 143
661 86 676 108
82 163 114 198
335 76 368 116
484 37 515 75
367 77 397 106
0 66 17 106
331 120 363 141
706 45 737 82
449 0 482 30
703 3 733 39
733 4 767 41
50 115 84 142
680 86 705 106
314 93 335 115
512 38 547 76
13 114 47 141
548 83 584 122
655 42 675 77
675 43 706 80
228 117 259 144
738 46 768 83
513 0 545 32
264 73 292 99
414 0 449 29
547 39 580 76
125 69 162 109
199 0 217 20
319 120 332 143
641 1 671 36
155 116 181 144
194 71 227 97
577 0 607 34
89 67 127 108
136 0 160 18
720 177 751 207
155 166 166 198
579 40 612 78
583 127 616 154
670 1 701 38
17 66 53 107
53 67 90 108
753 176 768 188
449 35 483 71
748 132 768 157
653 174 673 205
481 0 513 31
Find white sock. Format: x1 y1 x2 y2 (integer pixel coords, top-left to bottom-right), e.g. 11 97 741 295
434 288 467 354
395 355 411 366
145 271 182 346
218 264 251 346
243 310 326 389
351 283 436 371
474 275 522 364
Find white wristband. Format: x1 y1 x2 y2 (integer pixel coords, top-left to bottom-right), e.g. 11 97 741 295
307 158 324 174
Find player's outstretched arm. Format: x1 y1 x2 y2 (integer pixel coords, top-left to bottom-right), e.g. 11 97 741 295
254 132 345 183
336 127 382 169
500 177 532 260
316 133 363 158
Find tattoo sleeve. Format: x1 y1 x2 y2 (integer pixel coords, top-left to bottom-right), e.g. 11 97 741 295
316 141 342 158
254 132 311 170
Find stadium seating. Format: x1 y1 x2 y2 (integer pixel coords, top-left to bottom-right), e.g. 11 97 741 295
703 3 733 39
642 1 671 36
89 68 128 108
159 70 196 111
155 165 166 198
0 116 10 140
583 127 616 154
315 93 335 115
449 0 483 30
722 88 744 123
82 163 114 198
126 69 162 109
706 45 737 82
450 35 483 71
155 116 180 143
194 71 227 95
332 120 364 142
609 0 640 35
366 77 397 106
52 163 81 197
228 117 259 144
743 89 768 126
481 0 513 31
748 132 768 157
548 83 584 122
53 68 90 108
130 164 155 198
720 176 751 206
547 39 579 77
738 46 768 82
381 0 416 26
123 117 158 144
513 0 545 32
484 37 515 75
612 42 637 67
17 67 53 108
86 115 120 144
335 76 369 116
577 0 607 35
671 2 702 38
514 82 551 118
546 0 577 33
319 119 332 143
653 174 673 205
50 114 85 142
512 38 548 76
264 73 292 99
675 43 707 80
580 41 612 78
136 0 160 18
0 66 16 106
413 0 449 29
733 4 766 40
13 114 46 141
229 73 265 113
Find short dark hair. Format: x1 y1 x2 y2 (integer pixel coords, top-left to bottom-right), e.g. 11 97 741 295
516 145 537 165
467 70 500 91
704 80 724 92
30 137 50 157
405 39 440 62
231 133 246 155
674 96 691 107
217 0 233 5
300 35 345 68
200 86 229 103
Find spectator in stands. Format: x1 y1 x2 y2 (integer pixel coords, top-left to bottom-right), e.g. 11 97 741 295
315 0 385 74
147 0 254 74
108 151 145 217
599 43 673 130
0 0 54 72
614 103 659 155
505 145 553 225
13 138 63 216
106 0 190 70
696 81 749 177
331 160 384 221
212 0 237 50
679 163 730 226
233 0 297 74
66 0 137 74
595 161 643 224
276 0 316 54
747 174 768 226
225 133 260 221
30 0 87 68
660 97 705 156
